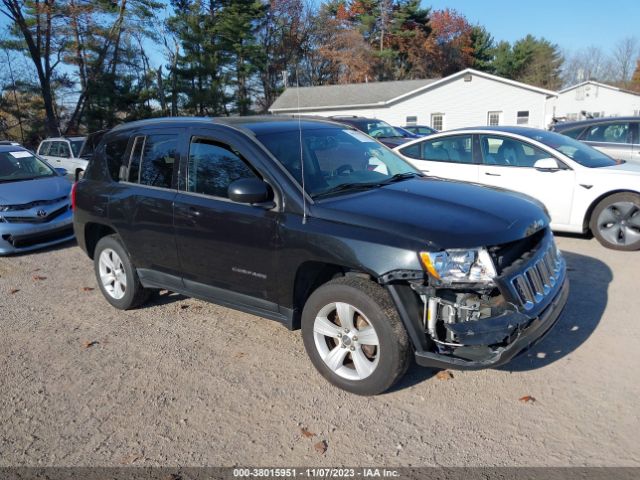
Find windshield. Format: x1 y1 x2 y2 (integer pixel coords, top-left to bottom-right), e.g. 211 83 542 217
70 140 85 157
0 150 56 182
257 127 420 197
527 130 617 168
356 120 404 139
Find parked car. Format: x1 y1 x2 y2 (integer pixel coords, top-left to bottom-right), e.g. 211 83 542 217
0 141 22 146
394 126 640 250
37 136 88 176
328 116 412 147
550 116 640 163
403 125 438 137
0 145 74 255
74 117 568 395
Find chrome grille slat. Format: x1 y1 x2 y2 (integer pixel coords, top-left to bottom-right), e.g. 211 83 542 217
510 240 562 311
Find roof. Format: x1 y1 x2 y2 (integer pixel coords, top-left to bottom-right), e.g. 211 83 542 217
559 80 640 97
551 116 640 131
0 145 28 153
269 69 558 112
108 115 348 136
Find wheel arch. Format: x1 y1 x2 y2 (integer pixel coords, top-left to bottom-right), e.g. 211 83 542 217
291 261 373 329
84 222 117 259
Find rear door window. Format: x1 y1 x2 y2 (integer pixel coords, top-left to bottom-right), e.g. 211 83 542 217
139 134 178 188
583 122 631 144
401 135 473 164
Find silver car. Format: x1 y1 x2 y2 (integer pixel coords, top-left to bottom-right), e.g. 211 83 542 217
550 116 640 163
36 136 88 176
0 145 74 255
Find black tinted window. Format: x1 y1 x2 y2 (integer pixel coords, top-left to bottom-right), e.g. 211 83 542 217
104 134 130 180
139 134 178 188
187 138 257 198
557 126 585 139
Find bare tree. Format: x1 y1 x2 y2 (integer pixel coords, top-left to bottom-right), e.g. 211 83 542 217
612 36 639 85
0 0 63 136
562 45 614 86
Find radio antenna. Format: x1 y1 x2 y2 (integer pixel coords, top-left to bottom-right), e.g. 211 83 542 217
296 67 307 225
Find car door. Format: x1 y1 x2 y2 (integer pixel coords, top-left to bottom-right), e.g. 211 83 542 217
56 141 75 171
173 128 280 308
631 121 640 163
580 121 633 161
397 134 479 183
108 129 184 287
477 134 576 226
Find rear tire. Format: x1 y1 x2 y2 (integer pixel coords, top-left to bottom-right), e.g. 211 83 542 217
590 193 640 251
94 234 149 309
301 276 412 395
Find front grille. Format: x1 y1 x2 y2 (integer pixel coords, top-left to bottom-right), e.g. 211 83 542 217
3 205 70 223
2 225 74 248
510 243 561 311
0 195 69 212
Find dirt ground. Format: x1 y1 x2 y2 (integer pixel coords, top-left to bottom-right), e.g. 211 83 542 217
0 235 638 467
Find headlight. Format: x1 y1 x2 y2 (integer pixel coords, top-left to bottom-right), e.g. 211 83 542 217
419 248 497 285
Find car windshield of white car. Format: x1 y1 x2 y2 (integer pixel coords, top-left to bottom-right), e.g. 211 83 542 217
0 151 56 183
531 131 617 168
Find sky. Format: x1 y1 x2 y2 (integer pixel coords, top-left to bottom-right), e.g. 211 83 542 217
426 0 640 53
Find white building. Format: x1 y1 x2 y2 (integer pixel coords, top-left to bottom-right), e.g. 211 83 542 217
555 81 640 121
269 68 559 130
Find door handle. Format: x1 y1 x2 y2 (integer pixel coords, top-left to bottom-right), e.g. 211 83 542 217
187 206 201 217
485 172 501 176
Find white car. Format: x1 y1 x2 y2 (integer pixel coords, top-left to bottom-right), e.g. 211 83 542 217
37 136 87 176
394 126 640 250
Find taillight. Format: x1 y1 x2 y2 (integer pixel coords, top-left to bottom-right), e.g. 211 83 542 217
71 182 77 210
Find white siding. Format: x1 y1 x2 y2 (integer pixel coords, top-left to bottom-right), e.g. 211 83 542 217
556 82 640 119
290 74 555 130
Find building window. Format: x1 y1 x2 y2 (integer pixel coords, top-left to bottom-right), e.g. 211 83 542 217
517 111 529 125
487 111 501 126
431 113 444 131
406 116 417 125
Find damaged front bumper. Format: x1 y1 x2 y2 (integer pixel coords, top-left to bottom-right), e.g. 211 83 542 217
385 229 570 370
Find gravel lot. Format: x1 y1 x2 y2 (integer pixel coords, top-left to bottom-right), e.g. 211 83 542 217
0 235 638 467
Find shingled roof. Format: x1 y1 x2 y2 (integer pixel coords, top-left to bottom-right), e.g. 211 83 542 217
269 78 439 111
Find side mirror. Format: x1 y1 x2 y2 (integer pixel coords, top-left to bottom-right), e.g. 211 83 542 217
534 158 560 171
228 178 274 207
54 168 68 176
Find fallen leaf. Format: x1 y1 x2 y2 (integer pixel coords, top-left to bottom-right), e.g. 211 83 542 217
313 440 328 454
33 275 47 281
519 395 536 403
82 340 99 349
32 268 41 272
120 454 140 465
301 427 315 438
234 352 245 358
82 287 95 292
180 304 189 310
436 370 454 380
10 288 20 294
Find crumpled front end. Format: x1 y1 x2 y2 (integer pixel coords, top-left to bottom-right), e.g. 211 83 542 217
385 228 569 369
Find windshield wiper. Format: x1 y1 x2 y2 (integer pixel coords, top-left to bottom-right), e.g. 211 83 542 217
380 172 424 184
313 182 383 198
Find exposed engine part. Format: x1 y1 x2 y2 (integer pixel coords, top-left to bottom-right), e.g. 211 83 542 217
421 291 508 346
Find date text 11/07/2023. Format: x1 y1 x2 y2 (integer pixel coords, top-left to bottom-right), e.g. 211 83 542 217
233 468 400 478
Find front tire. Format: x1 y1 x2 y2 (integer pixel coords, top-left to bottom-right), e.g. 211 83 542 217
590 193 640 251
94 234 149 309
301 276 412 395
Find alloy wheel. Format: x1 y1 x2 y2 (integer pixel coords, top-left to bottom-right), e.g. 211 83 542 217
98 248 127 300
597 201 640 246
313 302 380 381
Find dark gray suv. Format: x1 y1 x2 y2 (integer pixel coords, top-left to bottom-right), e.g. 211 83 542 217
550 116 640 163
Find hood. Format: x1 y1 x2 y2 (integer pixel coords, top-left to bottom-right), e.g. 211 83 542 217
314 177 549 249
0 176 71 205
599 161 640 175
